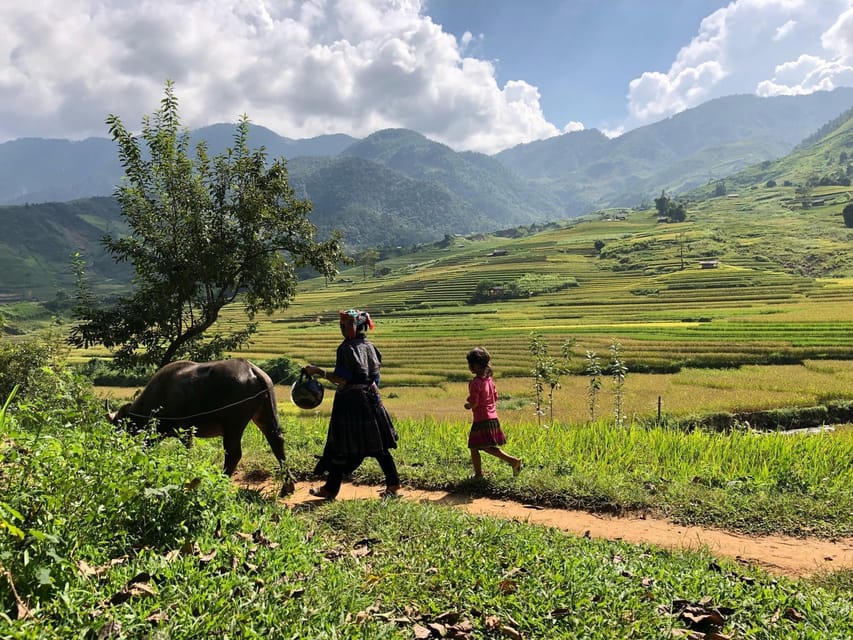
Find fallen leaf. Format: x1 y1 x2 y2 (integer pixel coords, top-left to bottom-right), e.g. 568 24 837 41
498 579 517 594
97 620 122 639
783 608 805 622
484 615 501 629
146 611 169 624
413 623 432 639
500 624 523 639
427 622 447 636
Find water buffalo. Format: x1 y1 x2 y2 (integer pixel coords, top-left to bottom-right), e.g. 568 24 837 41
109 359 291 481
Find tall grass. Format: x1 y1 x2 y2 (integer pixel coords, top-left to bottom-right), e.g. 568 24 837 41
248 414 853 538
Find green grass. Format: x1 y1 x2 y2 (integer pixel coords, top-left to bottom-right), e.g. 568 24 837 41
237 415 853 539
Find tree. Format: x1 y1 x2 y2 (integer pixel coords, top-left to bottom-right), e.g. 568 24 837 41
70 82 345 371
654 190 687 222
529 333 575 427
843 203 853 228
357 247 380 278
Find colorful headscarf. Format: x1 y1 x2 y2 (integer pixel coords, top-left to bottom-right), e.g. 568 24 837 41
339 309 375 339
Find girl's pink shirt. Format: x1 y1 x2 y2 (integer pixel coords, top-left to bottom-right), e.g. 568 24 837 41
467 375 498 422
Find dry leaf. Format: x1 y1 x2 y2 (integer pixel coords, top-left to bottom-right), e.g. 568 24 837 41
76 560 97 578
413 624 432 639
500 625 523 639
198 549 218 565
783 608 805 622
484 615 501 629
497 579 517 594
184 477 201 490
146 611 169 624
97 620 122 639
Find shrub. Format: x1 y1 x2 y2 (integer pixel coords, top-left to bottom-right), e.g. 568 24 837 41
0 374 232 611
843 203 853 228
260 355 302 385
0 337 96 427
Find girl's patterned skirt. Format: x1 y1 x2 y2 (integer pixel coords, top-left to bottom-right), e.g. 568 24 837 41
468 418 507 449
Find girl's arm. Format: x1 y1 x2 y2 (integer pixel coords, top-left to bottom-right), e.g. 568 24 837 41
465 379 480 410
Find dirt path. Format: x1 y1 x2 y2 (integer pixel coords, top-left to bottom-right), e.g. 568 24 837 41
235 475 853 579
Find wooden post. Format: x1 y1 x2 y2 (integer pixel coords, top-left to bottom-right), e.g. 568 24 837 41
657 396 662 421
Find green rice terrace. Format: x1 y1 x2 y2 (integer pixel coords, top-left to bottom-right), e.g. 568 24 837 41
82 181 848 425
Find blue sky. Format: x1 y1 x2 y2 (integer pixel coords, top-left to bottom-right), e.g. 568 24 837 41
1 1 852 153
425 0 733 133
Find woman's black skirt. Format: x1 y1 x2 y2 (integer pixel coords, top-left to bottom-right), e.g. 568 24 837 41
313 384 398 473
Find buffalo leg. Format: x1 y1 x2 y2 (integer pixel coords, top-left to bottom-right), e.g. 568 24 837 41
222 425 247 476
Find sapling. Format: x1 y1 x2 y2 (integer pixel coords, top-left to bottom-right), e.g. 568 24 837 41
584 350 602 421
608 340 628 427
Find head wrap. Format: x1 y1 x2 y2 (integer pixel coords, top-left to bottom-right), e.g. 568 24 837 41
339 309 375 339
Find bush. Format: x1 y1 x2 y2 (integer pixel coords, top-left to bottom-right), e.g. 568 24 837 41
0 338 96 426
843 203 853 228
0 371 232 612
76 357 154 386
260 355 302 385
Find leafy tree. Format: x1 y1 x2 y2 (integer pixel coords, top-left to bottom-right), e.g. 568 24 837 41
594 239 605 254
654 190 687 222
70 82 344 371
357 247 380 278
713 180 727 197
843 203 853 228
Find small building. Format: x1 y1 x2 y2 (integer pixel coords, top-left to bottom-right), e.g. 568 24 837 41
487 249 508 257
699 260 719 269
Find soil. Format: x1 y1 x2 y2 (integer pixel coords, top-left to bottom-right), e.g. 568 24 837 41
234 474 853 579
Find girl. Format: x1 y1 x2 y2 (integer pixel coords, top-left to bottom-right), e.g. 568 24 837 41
465 347 522 478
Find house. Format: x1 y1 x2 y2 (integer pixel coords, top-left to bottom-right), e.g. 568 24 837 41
699 260 719 269
487 249 508 257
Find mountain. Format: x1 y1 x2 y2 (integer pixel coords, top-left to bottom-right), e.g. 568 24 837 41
340 129 567 223
289 155 493 248
0 97 853 304
689 104 853 197
0 125 357 205
496 88 853 207
0 197 128 299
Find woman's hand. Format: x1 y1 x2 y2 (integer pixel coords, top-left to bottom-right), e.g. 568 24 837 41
464 402 472 410
303 365 324 378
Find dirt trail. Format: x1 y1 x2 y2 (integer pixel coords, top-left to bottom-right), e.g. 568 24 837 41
235 475 853 579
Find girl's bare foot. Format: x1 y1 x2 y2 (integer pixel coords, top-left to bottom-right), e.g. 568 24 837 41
512 460 523 477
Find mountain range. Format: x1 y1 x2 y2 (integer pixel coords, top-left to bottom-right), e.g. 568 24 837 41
1 87 852 298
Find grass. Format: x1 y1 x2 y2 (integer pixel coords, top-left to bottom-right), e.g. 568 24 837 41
233 414 853 539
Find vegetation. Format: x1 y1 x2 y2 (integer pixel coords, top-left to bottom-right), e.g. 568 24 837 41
69 83 345 371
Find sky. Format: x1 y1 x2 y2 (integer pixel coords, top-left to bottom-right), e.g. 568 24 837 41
1 0 852 154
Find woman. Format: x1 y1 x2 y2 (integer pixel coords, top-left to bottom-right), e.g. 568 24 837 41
302 309 400 499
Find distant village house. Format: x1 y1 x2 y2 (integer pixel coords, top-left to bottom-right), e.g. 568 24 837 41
699 260 720 269
487 249 508 257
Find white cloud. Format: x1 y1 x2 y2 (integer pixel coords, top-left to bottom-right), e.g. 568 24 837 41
774 19 797 41
562 121 585 134
625 0 853 128
0 0 558 153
